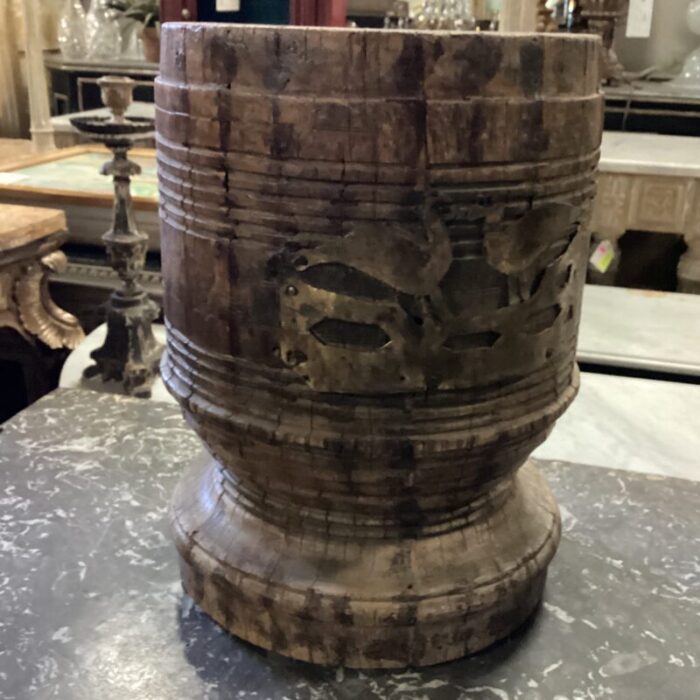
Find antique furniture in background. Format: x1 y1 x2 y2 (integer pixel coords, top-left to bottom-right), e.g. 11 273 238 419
290 0 348 24
21 0 56 152
160 0 290 23
70 76 161 397
45 53 157 115
158 25 602 667
0 144 159 249
0 144 160 331
576 285 700 378
160 0 198 22
578 0 629 84
592 131 700 293
604 81 700 136
0 203 84 421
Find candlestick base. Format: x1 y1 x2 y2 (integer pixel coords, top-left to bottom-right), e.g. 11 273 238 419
84 289 161 398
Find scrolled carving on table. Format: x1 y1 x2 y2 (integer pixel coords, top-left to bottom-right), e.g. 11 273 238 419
16 250 84 350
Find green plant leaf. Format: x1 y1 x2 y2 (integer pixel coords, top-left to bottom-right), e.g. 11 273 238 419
110 0 159 24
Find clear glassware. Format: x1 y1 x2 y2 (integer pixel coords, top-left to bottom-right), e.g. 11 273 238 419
58 0 88 60
86 0 122 60
455 0 476 29
415 0 440 29
415 0 475 30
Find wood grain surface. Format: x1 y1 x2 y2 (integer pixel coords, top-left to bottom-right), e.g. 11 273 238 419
0 203 66 251
157 25 602 668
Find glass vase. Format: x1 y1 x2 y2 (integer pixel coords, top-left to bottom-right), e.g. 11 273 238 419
415 0 475 29
58 0 88 60
86 0 122 60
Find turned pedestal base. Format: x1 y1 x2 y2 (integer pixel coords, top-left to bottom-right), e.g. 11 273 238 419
172 457 560 669
84 289 162 397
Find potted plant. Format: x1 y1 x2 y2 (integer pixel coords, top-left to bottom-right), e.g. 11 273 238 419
107 0 160 63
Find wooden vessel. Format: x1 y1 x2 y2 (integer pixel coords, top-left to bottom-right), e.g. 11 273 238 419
156 24 602 668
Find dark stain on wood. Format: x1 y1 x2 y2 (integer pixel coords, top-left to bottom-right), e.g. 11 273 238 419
520 39 545 97
454 35 503 94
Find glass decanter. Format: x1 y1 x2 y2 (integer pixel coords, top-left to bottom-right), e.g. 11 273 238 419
86 0 122 60
415 0 475 30
58 0 88 60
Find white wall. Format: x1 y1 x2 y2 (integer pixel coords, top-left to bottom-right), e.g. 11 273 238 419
616 0 697 75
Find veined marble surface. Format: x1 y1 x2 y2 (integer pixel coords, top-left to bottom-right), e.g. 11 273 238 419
0 388 698 699
600 131 700 177
578 286 700 376
534 372 700 481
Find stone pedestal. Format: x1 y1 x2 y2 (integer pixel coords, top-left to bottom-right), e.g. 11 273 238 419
157 25 602 668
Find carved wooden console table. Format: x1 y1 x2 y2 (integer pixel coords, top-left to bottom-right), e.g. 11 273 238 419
0 204 84 418
0 145 160 331
592 132 700 293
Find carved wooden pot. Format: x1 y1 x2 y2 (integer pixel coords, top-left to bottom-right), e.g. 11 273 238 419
157 25 602 668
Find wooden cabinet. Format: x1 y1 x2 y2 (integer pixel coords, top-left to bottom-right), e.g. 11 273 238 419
290 0 347 24
46 54 157 115
160 0 198 22
160 0 290 23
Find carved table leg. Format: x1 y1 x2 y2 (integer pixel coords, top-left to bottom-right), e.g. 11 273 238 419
16 250 85 350
1 247 84 351
678 235 700 294
0 236 85 419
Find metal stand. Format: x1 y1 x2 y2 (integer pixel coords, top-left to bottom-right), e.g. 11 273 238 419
71 76 161 398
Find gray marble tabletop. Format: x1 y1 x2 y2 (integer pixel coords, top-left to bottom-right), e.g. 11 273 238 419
533 372 700 481
0 389 698 700
599 131 700 178
577 286 700 377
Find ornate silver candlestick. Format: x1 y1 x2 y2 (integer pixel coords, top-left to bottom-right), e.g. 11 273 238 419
71 76 162 397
